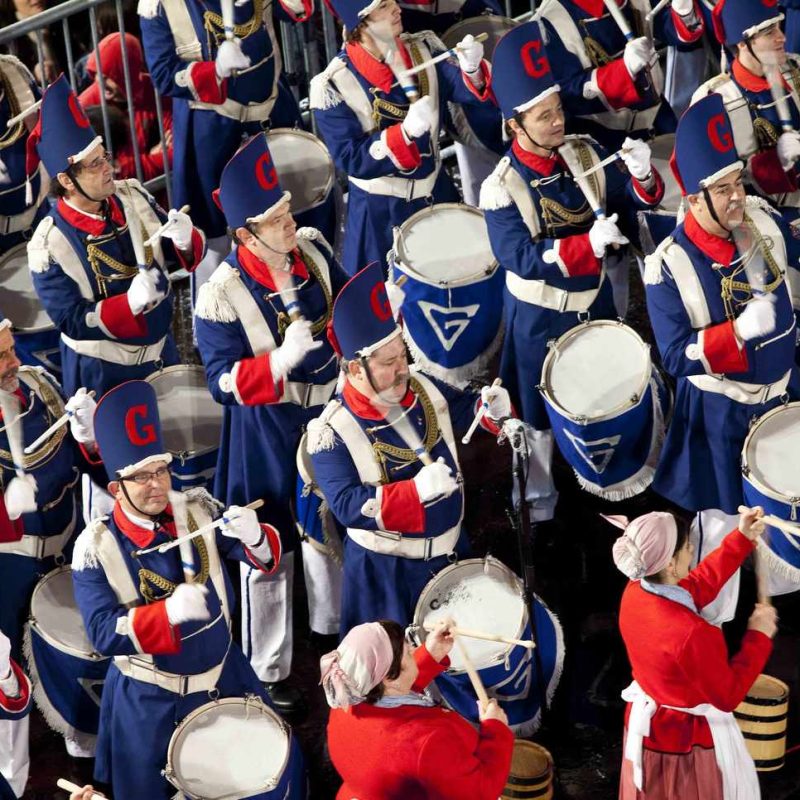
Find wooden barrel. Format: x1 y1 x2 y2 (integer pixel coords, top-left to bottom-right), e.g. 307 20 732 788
734 674 789 772
502 740 554 799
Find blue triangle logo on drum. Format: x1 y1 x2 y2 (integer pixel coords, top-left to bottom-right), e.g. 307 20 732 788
77 677 104 708
418 301 479 353
563 431 621 475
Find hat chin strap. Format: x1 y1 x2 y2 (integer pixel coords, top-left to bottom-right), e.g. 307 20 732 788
119 479 160 522
69 171 106 206
702 187 735 234
519 120 556 155
248 228 293 266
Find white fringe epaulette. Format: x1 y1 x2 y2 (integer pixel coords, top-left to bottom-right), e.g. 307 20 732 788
414 29 448 57
185 486 224 518
298 226 333 256
310 69 343 111
306 416 336 454
479 158 513 211
28 216 55 273
71 517 110 571
137 0 161 19
194 263 239 323
745 194 778 217
643 236 674 286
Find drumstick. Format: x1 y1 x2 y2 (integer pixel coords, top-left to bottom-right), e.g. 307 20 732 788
462 378 502 445
644 0 669 22
454 634 490 707
571 146 632 181
143 205 191 248
0 392 27 478
380 403 434 465
394 32 490 81
603 0 635 42
558 145 608 221
221 0 235 40
168 490 196 583
766 66 795 141
133 499 264 556
23 391 96 454
754 540 772 606
6 99 42 128
423 620 535 650
56 779 105 799
124 184 148 270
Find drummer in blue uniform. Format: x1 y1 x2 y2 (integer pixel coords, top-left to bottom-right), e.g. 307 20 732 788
692 0 800 221
71 380 305 800
194 135 348 712
309 0 495 275
644 94 800 624
0 629 31 799
26 76 206 399
480 24 664 523
308 262 513 634
139 0 311 285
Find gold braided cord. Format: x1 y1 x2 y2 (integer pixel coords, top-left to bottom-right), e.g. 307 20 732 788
87 225 153 299
369 378 440 484
0 72 24 150
753 115 779 150
581 34 612 67
276 249 333 339
203 0 264 47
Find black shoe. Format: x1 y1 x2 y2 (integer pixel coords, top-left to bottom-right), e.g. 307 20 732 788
309 631 340 655
265 679 307 717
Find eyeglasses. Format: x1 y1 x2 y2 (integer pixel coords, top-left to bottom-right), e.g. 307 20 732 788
80 151 113 174
122 466 171 485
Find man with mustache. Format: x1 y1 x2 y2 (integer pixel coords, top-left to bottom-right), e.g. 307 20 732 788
692 0 800 221
308 263 513 634
645 95 800 623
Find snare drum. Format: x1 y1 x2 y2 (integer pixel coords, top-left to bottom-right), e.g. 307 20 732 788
164 696 293 799
267 128 337 246
24 566 109 740
540 321 670 501
145 365 223 492
742 402 800 595
413 557 564 735
442 15 517 60
0 242 61 376
388 204 503 383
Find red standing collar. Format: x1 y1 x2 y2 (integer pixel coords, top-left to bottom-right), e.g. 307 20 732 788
342 378 415 421
683 210 736 266
56 196 126 237
345 39 412 94
237 246 309 292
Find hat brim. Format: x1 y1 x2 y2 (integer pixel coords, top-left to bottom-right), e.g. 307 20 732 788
245 192 292 226
117 452 173 479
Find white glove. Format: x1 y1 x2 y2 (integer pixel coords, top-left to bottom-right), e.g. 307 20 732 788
402 95 436 140
481 384 511 421
777 131 800 170
620 136 653 181
161 208 194 250
220 505 262 547
671 0 694 15
456 34 483 74
215 38 251 79
165 583 211 626
588 213 630 258
413 457 459 503
385 281 406 320
127 268 165 315
735 294 777 341
271 319 323 379
4 474 37 520
623 37 656 78
66 387 96 445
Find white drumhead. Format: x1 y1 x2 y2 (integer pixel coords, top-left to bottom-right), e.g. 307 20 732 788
442 16 517 61
649 134 681 214
169 699 289 798
30 567 94 656
0 243 53 332
145 366 223 456
544 322 650 420
416 558 525 671
394 205 496 285
267 129 334 213
745 404 800 499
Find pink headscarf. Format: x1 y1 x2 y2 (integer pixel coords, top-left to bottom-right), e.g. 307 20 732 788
319 622 394 709
604 512 678 580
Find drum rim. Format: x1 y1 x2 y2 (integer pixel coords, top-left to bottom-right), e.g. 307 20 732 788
164 695 291 797
0 242 56 334
390 203 499 287
28 565 107 661
741 401 800 506
266 127 335 213
540 320 652 423
412 555 528 672
441 14 518 50
145 364 223 459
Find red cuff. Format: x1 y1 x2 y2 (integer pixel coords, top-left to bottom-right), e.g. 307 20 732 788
557 233 602 277
462 61 493 102
245 523 282 574
701 320 749 374
380 480 425 533
412 643 449 692
384 124 422 171
595 59 642 109
79 442 103 466
98 294 148 339
278 0 313 20
173 227 206 272
0 661 30 713
187 61 227 104
0 493 24 544
232 353 285 405
749 148 798 195
633 168 665 206
671 4 704 43
131 602 182 655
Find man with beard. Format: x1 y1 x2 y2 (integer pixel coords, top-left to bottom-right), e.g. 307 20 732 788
644 94 800 624
308 263 513 634
692 0 800 220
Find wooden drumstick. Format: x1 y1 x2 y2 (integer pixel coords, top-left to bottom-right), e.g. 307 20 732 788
168 490 196 583
423 621 535 650
56 779 105 799
737 505 772 605
24 391 96 454
454 634 490 708
766 66 795 144
143 205 191 248
395 32 490 81
462 378 502 445
382 403 434 465
221 0 235 40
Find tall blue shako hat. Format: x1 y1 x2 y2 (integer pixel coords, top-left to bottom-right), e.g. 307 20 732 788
492 22 560 121
327 0 384 32
93 381 172 478
327 263 401 360
213 134 291 230
712 0 784 47
670 94 743 196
